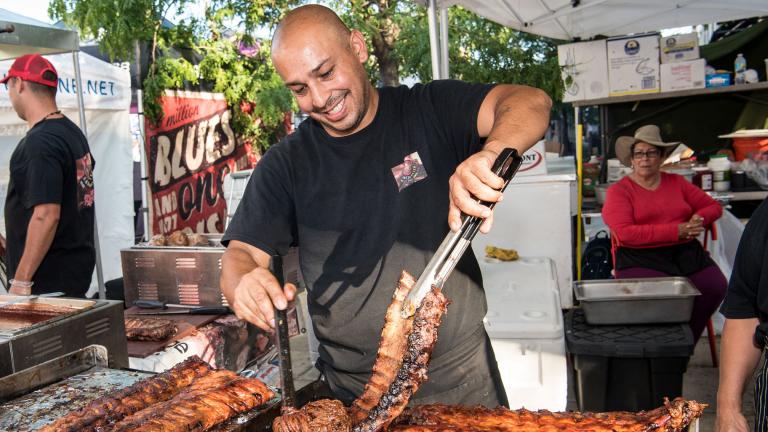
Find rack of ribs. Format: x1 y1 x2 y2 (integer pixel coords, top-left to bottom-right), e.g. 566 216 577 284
389 398 707 432
124 317 177 341
352 286 448 432
37 356 213 432
110 368 274 431
348 270 417 423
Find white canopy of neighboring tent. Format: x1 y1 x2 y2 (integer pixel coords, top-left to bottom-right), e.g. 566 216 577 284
0 9 130 298
418 0 768 79
0 52 134 298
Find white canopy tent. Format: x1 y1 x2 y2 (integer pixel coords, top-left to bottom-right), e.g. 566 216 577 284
419 0 768 79
0 9 133 298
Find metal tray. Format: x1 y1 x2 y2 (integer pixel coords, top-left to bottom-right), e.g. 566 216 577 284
573 277 701 325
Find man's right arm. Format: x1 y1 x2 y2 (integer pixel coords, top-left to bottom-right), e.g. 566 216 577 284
716 317 762 432
220 240 296 331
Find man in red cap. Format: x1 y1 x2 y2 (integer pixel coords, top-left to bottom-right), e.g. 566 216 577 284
1 54 96 297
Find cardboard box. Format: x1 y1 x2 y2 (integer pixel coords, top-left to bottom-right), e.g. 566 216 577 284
661 59 706 92
516 140 548 177
607 34 660 96
661 33 700 63
557 40 609 102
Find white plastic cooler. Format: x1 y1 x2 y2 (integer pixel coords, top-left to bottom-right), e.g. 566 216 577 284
480 257 567 411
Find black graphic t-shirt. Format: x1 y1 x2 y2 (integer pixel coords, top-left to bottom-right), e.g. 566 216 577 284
5 116 96 297
224 80 496 402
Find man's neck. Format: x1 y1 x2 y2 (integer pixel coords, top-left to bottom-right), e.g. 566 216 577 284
25 103 60 129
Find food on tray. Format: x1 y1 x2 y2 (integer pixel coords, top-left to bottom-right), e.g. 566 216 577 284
110 369 274 431
0 301 75 316
484 245 519 261
37 356 212 431
36 355 274 432
146 230 210 247
273 399 351 432
166 230 189 246
389 398 706 431
124 317 177 342
148 234 167 246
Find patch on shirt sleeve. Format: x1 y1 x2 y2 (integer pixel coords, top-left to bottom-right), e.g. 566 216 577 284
391 151 428 192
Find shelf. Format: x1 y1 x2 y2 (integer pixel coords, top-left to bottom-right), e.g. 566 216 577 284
571 82 768 107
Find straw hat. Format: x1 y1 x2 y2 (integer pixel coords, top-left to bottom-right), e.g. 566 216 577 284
615 125 680 167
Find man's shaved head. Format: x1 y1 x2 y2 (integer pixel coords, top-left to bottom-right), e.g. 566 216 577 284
270 5 377 138
272 5 351 56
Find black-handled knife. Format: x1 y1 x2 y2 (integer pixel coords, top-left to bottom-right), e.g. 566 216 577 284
271 255 295 409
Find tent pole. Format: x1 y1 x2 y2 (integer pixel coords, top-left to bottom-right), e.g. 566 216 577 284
427 0 442 80
73 50 106 299
135 40 150 242
575 106 583 281
439 7 449 79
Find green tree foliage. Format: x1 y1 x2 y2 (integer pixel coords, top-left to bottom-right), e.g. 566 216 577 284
49 0 297 152
396 6 563 102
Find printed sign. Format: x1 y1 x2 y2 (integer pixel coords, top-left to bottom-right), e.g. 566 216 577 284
145 91 253 235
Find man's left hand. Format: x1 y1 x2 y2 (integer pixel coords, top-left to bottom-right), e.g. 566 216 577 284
448 147 506 234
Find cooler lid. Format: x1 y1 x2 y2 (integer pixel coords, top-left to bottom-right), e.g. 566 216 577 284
481 258 563 339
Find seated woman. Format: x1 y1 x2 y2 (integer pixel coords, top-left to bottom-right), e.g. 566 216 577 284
602 124 727 344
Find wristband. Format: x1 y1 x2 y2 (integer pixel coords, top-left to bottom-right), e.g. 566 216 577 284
9 279 34 288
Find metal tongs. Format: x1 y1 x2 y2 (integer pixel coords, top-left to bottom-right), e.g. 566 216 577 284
401 148 523 317
270 255 295 409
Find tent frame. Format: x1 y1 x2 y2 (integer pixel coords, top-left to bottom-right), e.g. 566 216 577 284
0 12 106 299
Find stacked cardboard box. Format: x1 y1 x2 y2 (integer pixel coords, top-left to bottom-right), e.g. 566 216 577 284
659 32 706 92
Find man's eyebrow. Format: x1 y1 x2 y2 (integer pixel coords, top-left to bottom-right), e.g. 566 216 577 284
284 58 330 87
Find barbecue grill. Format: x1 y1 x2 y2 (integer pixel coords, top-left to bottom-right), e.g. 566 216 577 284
0 295 127 377
0 345 295 431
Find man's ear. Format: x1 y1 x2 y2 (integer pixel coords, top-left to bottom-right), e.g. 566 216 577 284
349 30 368 63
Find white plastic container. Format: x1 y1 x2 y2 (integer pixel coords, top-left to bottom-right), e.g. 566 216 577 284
707 155 732 192
480 257 567 411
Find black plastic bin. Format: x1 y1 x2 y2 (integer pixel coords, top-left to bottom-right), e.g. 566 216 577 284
565 309 694 412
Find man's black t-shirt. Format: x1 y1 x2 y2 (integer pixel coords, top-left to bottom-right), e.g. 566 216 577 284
5 116 96 297
224 80 497 402
720 198 768 342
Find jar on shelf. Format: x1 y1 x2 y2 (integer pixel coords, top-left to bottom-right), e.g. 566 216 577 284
707 155 732 192
692 166 713 191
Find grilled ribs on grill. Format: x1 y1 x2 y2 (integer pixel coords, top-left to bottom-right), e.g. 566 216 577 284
37 356 213 432
124 317 177 341
390 398 707 432
273 399 352 432
111 369 274 431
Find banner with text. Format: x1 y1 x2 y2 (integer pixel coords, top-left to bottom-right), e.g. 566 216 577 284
145 91 252 235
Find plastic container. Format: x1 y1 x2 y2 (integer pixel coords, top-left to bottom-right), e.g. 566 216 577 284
707 155 732 192
734 53 747 85
733 137 768 161
566 309 694 412
692 166 713 191
481 258 567 411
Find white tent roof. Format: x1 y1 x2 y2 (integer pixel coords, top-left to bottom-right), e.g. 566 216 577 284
0 8 79 59
420 0 768 40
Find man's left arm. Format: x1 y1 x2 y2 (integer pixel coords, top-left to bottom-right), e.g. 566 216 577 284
448 84 552 232
9 204 60 295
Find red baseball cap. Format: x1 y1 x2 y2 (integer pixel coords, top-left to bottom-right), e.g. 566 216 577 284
0 54 58 88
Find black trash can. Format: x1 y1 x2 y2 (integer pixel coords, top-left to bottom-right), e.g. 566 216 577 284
565 309 694 412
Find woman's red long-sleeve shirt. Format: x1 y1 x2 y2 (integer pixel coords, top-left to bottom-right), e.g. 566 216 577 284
602 173 723 249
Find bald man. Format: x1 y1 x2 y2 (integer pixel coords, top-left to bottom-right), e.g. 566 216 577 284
221 5 551 406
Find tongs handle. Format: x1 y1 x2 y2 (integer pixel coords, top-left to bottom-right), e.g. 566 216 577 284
460 148 523 241
270 255 295 409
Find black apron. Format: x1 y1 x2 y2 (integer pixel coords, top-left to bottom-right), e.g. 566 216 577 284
615 240 716 276
756 339 768 431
